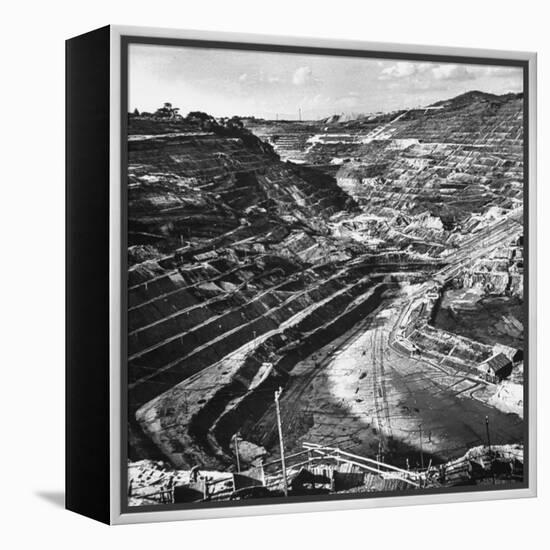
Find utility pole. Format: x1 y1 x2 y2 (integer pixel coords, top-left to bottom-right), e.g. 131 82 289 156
259 458 266 486
251 330 257 352
274 387 288 497
232 432 241 473
485 414 495 460
485 416 495 484
298 108 302 122
419 424 424 469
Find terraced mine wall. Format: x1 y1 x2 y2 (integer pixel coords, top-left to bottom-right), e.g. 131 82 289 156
127 98 524 468
243 121 320 163
136 278 395 468
249 93 523 231
126 114 370 462
129 254 398 409
128 130 352 250
198 283 391 454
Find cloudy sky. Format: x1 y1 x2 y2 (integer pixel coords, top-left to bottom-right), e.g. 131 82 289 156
128 44 523 120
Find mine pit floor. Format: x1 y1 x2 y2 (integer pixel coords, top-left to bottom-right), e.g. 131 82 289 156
252 288 524 468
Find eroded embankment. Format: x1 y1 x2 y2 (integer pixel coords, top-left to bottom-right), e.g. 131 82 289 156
130 260 362 411
136 278 392 468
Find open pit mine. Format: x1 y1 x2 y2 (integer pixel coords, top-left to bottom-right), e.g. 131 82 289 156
126 93 525 506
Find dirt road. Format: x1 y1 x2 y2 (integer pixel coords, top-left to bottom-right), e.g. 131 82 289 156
253 289 523 467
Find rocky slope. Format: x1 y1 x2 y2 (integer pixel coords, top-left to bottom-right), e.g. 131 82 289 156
127 112 376 459
128 94 524 473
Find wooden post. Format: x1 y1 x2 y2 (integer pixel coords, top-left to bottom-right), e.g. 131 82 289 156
274 387 288 497
485 415 495 484
233 432 241 473
260 458 266 487
419 424 424 470
485 415 492 453
251 330 257 352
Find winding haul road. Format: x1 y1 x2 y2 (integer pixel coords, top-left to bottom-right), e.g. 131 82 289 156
255 209 524 466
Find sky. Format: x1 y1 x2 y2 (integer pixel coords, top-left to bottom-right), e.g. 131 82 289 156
128 44 523 120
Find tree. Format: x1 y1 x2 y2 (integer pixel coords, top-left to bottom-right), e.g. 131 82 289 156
186 111 216 130
154 102 182 120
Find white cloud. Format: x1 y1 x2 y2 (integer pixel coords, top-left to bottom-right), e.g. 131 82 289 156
474 66 519 78
432 65 475 81
380 62 432 80
379 62 519 84
292 66 314 86
237 70 281 87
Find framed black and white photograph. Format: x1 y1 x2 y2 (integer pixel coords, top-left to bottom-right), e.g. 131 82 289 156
66 25 537 525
